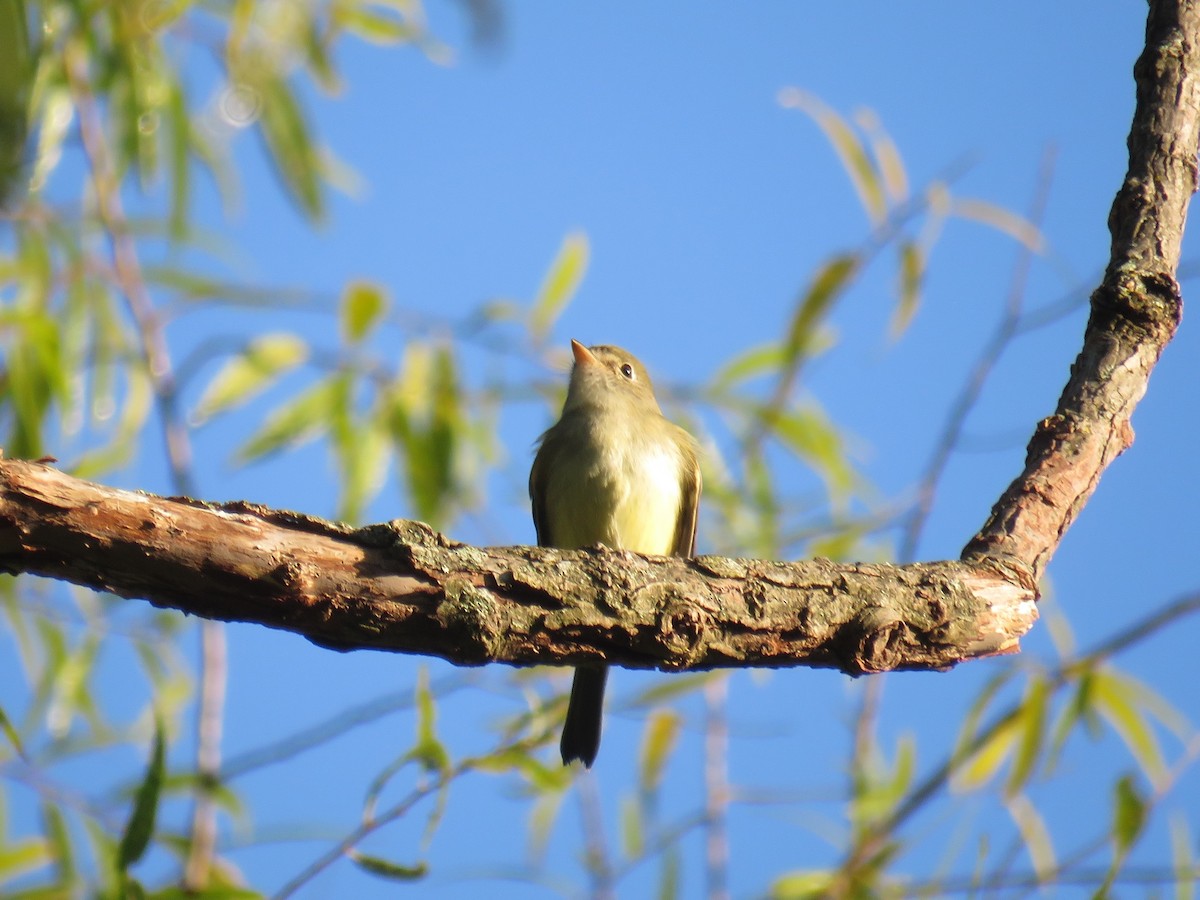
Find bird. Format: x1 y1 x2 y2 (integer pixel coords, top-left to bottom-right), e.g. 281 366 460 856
530 339 701 767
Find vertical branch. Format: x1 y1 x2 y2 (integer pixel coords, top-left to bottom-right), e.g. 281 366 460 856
63 37 226 890
963 0 1198 581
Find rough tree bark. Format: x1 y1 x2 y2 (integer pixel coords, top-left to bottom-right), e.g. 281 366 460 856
0 0 1195 676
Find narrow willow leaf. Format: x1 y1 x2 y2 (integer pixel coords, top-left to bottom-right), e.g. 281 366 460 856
237 378 336 462
351 852 429 881
638 709 681 794
42 801 76 885
953 198 1044 251
855 107 908 203
340 280 389 344
257 71 323 219
956 714 1020 791
1005 675 1048 797
117 716 166 871
657 848 681 900
530 231 589 341
1006 793 1055 883
710 342 785 391
1091 669 1168 785
194 333 309 422
411 667 449 774
0 702 25 759
761 404 853 496
784 254 858 365
890 241 923 338
628 671 717 707
1112 774 1147 854
167 79 190 239
779 89 886 224
336 5 418 45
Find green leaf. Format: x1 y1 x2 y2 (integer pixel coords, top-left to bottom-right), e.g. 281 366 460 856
956 714 1020 791
256 72 323 219
194 333 309 422
335 5 419 45
1091 668 1167 785
389 344 463 527
780 89 886 224
410 667 450 774
770 870 837 899
760 403 853 497
530 231 589 341
890 241 923 337
0 0 31 207
1004 675 1048 797
0 704 24 758
340 280 389 344
351 852 429 881
1112 774 1147 855
710 342 785 391
117 716 166 871
237 377 337 462
784 253 858 365
638 709 681 794
621 794 643 858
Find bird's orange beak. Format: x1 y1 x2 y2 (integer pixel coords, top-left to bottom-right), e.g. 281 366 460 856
570 339 597 368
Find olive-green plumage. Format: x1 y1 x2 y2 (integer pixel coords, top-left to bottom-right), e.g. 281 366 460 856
530 340 700 767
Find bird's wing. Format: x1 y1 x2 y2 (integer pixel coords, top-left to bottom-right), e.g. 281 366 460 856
672 436 701 558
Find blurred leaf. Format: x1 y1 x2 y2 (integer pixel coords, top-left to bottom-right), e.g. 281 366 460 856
710 342 785 392
42 800 76 887
389 343 463 527
657 848 681 900
166 79 190 238
350 852 428 881
256 71 323 219
953 198 1044 251
237 377 337 462
1006 792 1055 883
1091 668 1167 785
530 231 589 341
956 714 1019 791
760 403 853 497
335 4 420 45
770 870 837 900
340 280 389 344
1005 675 1048 797
855 107 908 203
0 0 31 207
1111 774 1147 855
784 254 857 366
638 709 681 795
890 241 922 337
0 704 24 759
194 333 309 422
117 716 166 871
780 89 886 224
410 667 450 774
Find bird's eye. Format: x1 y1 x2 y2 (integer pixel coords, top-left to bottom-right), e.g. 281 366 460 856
620 363 635 379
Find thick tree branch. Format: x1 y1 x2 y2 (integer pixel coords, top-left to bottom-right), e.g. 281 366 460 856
0 459 1035 675
963 0 1198 579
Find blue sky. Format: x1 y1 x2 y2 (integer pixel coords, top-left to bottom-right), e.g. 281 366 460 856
9 1 1200 897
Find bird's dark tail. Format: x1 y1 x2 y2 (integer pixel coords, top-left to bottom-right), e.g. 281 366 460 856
560 665 608 767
